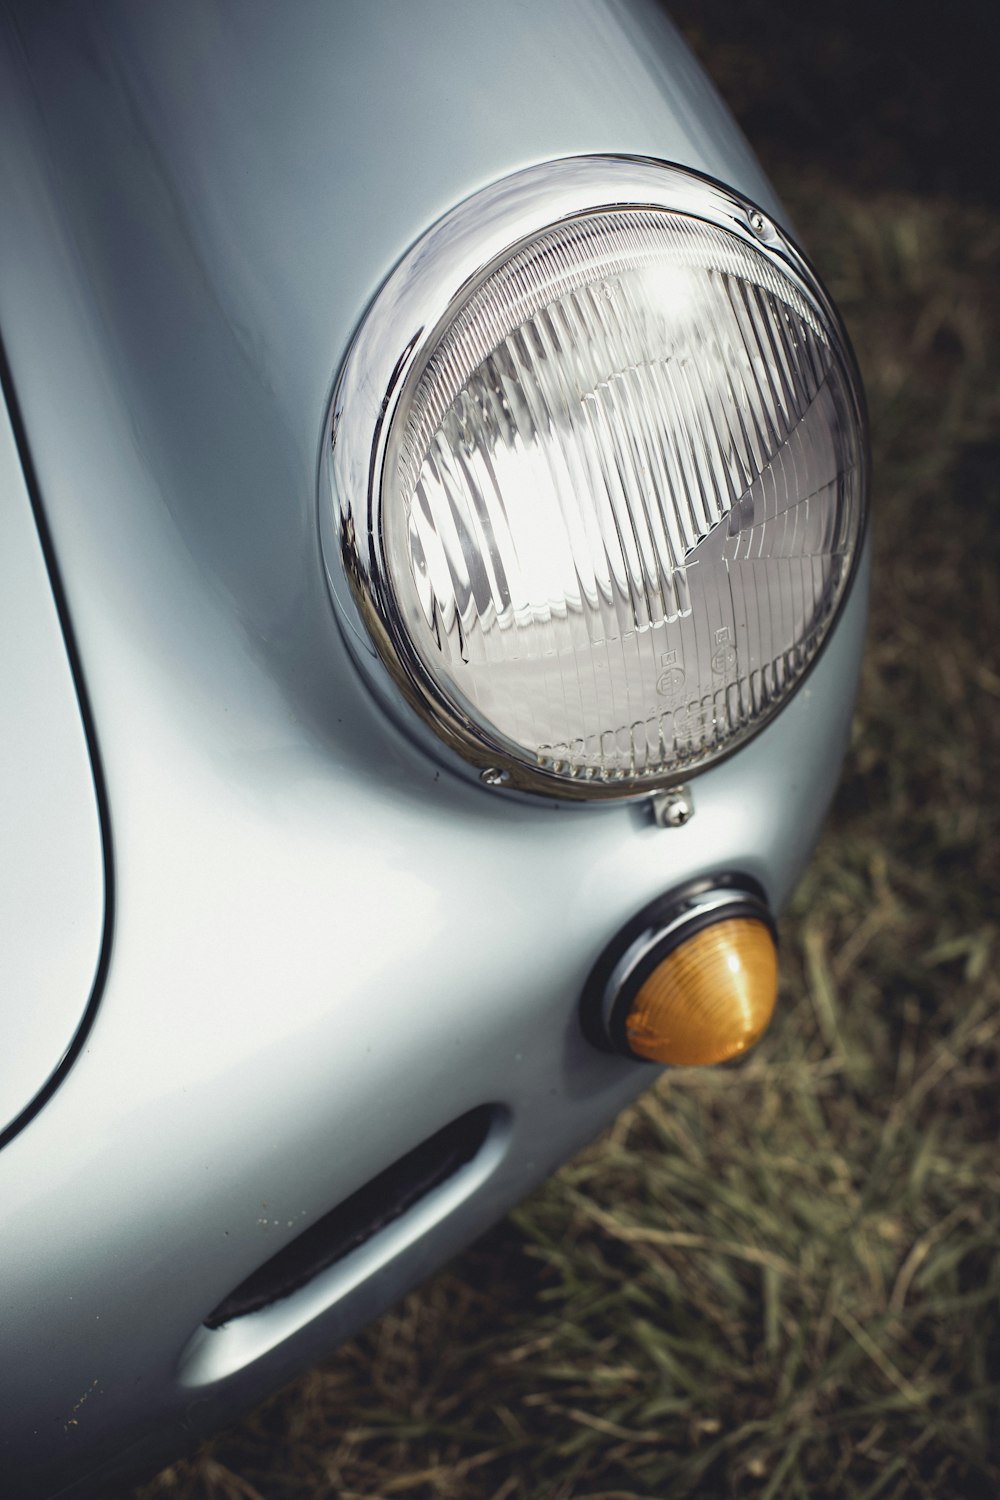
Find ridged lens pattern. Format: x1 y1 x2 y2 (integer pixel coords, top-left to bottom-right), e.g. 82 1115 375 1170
384 210 863 786
625 916 778 1067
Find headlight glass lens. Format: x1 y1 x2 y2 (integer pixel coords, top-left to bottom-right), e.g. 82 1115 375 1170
328 162 867 797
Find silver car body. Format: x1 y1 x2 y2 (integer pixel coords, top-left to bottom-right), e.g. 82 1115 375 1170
0 2 869 1493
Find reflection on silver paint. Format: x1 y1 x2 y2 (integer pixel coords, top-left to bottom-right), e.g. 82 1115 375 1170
0 394 105 1138
0 2 867 1494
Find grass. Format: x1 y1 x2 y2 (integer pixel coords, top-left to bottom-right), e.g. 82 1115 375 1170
137 8 1000 1498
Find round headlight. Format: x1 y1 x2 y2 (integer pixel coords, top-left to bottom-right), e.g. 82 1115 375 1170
324 157 867 799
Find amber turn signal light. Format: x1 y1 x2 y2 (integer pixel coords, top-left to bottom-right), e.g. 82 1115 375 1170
624 917 777 1066
581 876 778 1068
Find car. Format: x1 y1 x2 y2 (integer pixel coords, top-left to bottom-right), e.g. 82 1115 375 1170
0 2 869 1494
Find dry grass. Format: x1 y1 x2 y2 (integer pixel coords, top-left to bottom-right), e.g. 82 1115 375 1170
137 9 1000 1498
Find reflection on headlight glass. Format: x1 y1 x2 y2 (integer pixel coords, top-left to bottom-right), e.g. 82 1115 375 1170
383 209 863 785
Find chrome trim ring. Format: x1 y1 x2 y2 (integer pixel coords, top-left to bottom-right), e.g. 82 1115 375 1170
321 155 868 801
579 873 776 1058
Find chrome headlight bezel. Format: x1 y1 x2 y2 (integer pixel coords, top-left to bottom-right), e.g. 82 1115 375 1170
321 155 868 801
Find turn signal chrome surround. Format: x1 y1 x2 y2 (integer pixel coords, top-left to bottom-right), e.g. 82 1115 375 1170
582 875 778 1066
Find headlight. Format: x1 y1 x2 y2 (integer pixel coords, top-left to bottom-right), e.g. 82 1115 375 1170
324 157 867 799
